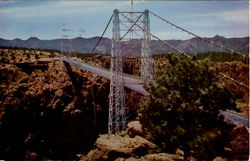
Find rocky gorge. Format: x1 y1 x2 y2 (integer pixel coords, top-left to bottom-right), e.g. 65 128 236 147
0 48 249 160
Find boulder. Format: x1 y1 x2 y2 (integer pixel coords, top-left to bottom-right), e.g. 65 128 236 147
127 121 143 137
96 134 158 155
86 149 108 161
143 153 183 161
115 153 183 161
213 157 228 161
86 134 160 161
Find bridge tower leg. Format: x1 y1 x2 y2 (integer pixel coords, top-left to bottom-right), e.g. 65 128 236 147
141 10 153 83
109 9 126 134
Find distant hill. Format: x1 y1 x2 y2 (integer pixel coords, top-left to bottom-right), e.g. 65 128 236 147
0 35 248 55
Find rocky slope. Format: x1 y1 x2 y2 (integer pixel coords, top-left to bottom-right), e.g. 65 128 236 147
0 48 111 159
0 48 248 160
0 47 143 159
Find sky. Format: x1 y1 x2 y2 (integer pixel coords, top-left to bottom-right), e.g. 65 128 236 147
0 0 249 40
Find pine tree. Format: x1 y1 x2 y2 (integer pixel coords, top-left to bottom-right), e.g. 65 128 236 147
139 55 237 159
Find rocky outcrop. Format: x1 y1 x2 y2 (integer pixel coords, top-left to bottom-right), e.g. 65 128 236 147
225 126 249 160
116 153 184 161
86 133 167 161
127 121 143 137
213 157 228 161
84 131 201 161
84 121 189 161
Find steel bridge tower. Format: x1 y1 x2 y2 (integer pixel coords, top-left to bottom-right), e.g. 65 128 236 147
140 10 153 82
109 9 153 134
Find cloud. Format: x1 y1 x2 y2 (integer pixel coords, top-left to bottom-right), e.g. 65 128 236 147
0 1 129 18
219 9 249 24
175 8 249 25
0 1 248 40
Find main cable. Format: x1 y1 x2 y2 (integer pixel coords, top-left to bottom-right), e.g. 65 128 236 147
149 10 245 57
90 15 113 54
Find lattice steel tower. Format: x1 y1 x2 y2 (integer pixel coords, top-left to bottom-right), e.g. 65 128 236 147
109 9 153 134
140 10 153 82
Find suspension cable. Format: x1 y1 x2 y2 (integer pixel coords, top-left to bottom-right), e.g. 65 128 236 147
121 13 191 58
121 12 249 89
149 10 245 57
90 15 113 54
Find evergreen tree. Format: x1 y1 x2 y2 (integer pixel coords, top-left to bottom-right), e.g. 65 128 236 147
139 55 237 159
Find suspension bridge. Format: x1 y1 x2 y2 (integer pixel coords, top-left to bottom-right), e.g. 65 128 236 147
61 9 249 134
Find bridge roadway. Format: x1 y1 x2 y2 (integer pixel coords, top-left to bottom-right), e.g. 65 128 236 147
62 57 149 95
62 58 249 128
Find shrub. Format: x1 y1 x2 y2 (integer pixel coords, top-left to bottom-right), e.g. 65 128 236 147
139 55 237 159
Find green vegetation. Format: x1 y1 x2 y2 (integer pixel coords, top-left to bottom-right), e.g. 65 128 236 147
0 46 60 53
139 55 238 159
193 52 249 64
153 52 249 64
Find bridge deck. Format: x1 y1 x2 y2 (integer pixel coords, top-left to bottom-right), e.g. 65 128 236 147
62 58 149 95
